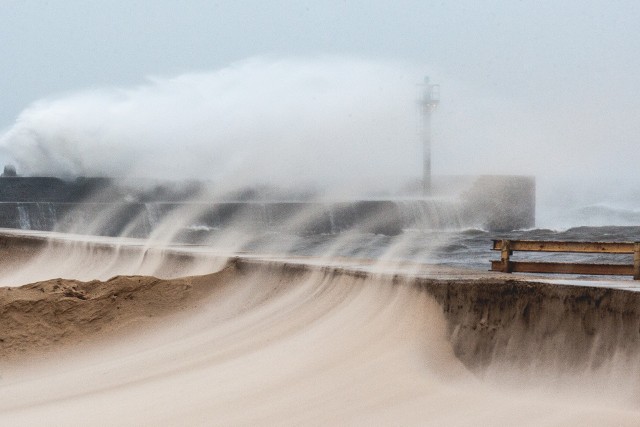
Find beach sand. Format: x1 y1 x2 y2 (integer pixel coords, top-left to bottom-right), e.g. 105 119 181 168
1 239 640 425
0 271 228 362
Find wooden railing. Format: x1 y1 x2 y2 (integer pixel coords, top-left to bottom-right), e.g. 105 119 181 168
491 240 640 279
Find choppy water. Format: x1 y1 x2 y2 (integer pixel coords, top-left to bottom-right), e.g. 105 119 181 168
191 226 640 273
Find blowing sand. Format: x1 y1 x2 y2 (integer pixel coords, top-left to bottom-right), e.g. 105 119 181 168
1 236 640 425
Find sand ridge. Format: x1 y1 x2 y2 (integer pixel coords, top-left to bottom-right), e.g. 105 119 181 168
0 263 236 361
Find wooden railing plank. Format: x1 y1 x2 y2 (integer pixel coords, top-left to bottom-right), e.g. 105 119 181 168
491 260 634 276
490 239 640 279
492 240 636 254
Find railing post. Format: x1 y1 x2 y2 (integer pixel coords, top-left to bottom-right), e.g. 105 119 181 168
501 239 512 273
634 243 640 280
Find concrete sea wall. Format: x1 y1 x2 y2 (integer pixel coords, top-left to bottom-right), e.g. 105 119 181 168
0 175 536 234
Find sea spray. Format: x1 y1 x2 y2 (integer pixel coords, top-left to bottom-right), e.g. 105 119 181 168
0 57 424 195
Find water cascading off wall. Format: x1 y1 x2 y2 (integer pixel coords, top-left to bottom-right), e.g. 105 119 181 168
0 178 534 239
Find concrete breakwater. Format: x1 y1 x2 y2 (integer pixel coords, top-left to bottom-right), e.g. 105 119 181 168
0 175 536 234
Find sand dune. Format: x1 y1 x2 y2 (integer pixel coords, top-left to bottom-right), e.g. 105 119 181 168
0 270 230 362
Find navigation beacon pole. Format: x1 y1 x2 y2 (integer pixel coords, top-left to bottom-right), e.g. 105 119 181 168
422 77 439 196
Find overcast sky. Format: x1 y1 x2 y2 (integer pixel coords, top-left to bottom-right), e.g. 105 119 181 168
2 0 639 127
1 0 640 209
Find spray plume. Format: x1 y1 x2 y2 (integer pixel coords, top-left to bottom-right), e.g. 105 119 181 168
0 57 425 195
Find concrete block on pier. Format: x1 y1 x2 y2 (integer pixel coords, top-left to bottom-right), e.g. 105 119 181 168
461 175 536 231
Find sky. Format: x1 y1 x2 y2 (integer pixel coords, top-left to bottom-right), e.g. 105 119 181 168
1 0 639 205
1 0 637 121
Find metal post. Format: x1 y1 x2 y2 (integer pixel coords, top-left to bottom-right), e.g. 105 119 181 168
422 111 432 196
422 77 439 197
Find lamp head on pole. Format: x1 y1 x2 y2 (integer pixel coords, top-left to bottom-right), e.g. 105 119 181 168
422 76 440 113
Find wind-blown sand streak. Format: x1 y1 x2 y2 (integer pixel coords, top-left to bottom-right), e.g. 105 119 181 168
1 250 640 425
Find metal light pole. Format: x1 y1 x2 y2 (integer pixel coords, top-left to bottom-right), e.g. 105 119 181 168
422 77 439 196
